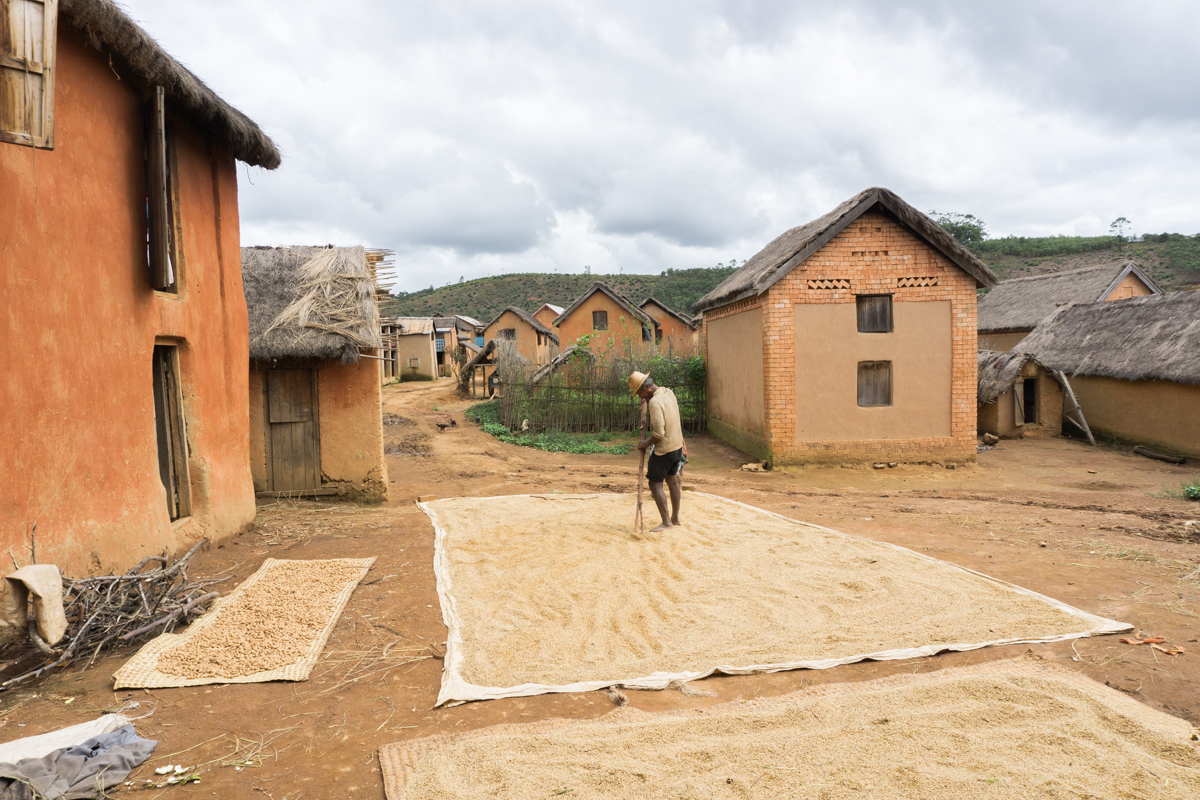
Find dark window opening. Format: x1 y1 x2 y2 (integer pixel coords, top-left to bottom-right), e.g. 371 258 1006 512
592 310 608 331
642 325 651 342
655 327 663 344
152 345 191 519
856 295 892 333
498 328 516 340
146 86 180 293
857 361 892 407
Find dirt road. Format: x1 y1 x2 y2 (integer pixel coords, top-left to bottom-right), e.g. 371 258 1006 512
2 378 1197 799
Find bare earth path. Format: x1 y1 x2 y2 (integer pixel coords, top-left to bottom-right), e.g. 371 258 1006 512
1 377 1197 799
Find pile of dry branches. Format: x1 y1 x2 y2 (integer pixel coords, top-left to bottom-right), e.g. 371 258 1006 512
3 540 228 689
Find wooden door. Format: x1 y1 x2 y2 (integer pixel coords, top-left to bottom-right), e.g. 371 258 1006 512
266 370 320 491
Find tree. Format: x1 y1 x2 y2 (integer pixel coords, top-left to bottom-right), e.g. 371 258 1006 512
1109 217 1131 239
929 211 988 247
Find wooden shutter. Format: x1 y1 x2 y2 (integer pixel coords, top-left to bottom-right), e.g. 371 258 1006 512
592 310 608 331
0 0 57 148
857 361 892 407
856 295 893 333
1014 379 1026 426
147 86 173 290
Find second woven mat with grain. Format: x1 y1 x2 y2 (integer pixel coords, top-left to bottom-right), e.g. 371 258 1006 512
113 557 375 689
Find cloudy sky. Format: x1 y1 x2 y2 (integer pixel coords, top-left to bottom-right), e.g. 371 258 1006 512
124 0 1200 292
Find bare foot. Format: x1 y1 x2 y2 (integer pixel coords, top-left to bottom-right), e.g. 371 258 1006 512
671 517 682 527
650 521 674 532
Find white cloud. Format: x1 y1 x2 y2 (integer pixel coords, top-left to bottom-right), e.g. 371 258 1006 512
121 0 1200 291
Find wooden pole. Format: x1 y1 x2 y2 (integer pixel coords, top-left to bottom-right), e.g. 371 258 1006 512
634 397 647 534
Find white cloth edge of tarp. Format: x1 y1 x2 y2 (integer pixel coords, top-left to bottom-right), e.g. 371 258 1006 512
0 714 131 765
421 492 1132 707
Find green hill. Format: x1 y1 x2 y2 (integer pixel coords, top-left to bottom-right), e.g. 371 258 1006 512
381 267 737 322
972 234 1200 290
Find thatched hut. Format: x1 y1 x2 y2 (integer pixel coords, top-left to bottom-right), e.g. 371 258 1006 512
978 263 1160 351
977 351 1065 438
242 246 388 500
1013 291 1200 456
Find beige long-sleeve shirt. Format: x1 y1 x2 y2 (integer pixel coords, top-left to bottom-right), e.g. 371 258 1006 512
647 386 684 453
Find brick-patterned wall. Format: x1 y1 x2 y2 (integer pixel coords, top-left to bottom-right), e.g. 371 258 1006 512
708 209 980 465
1106 273 1154 301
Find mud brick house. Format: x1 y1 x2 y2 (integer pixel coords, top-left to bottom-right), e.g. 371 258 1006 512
978 263 1159 351
243 246 388 501
640 297 698 354
692 187 997 466
554 282 655 356
532 303 564 332
484 306 558 365
977 351 1065 439
1015 291 1200 458
380 318 438 381
1 0 279 573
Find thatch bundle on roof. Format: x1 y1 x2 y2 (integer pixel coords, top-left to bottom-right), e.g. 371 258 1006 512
694 188 996 313
977 263 1159 334
977 351 1062 405
1014 292 1200 386
59 0 280 168
243 246 382 364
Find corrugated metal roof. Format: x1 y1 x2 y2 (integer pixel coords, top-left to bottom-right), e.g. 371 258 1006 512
393 317 434 335
455 315 485 328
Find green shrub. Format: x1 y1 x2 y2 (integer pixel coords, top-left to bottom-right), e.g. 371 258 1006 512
400 372 435 382
469 401 632 454
1184 482 1200 501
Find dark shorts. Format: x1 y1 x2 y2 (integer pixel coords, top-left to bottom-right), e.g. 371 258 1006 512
647 448 684 482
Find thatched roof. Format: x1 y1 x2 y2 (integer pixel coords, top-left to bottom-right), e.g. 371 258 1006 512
978 262 1161 334
977 350 1062 405
242 246 382 364
530 345 595 384
693 188 996 313
485 306 560 345
554 282 655 329
641 297 696 329
60 0 280 168
1014 291 1200 386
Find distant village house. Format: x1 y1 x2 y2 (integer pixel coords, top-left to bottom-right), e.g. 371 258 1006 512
533 303 564 331
554 283 655 356
1015 291 1200 458
484 307 559 364
380 318 438 381
639 297 699 353
978 262 1159 351
977 352 1065 439
1 0 279 573
243 246 388 501
693 188 997 466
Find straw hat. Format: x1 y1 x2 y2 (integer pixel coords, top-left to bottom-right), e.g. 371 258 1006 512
627 371 650 396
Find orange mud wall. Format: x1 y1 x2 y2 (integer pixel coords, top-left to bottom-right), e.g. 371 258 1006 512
532 306 560 331
703 210 980 466
1067 377 1200 457
1107 273 1154 301
0 28 255 575
484 311 552 364
977 368 1064 439
558 293 650 357
642 303 697 355
249 361 388 501
703 307 767 459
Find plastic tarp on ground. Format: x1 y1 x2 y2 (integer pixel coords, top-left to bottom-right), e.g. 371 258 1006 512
421 492 1130 706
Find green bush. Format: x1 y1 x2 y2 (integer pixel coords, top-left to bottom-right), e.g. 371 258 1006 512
400 372 435 382
971 235 1123 259
1184 482 1200 501
469 401 632 454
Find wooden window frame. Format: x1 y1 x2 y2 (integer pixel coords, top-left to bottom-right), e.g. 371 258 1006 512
857 361 892 407
0 0 58 149
592 310 608 331
856 295 893 333
498 328 516 341
152 344 191 520
146 86 184 293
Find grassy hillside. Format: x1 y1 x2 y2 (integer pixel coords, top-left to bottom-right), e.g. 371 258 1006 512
381 267 737 322
972 234 1200 290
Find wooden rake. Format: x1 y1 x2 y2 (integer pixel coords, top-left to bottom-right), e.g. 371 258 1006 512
634 398 648 534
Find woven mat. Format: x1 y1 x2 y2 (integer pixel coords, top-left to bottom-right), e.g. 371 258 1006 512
422 492 1129 705
380 656 1200 800
113 557 375 689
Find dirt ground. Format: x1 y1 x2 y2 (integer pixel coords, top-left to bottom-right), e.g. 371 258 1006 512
2 378 1198 799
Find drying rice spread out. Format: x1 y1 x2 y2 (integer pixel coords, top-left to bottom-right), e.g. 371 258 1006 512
156 560 366 679
430 493 1107 689
387 661 1200 800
